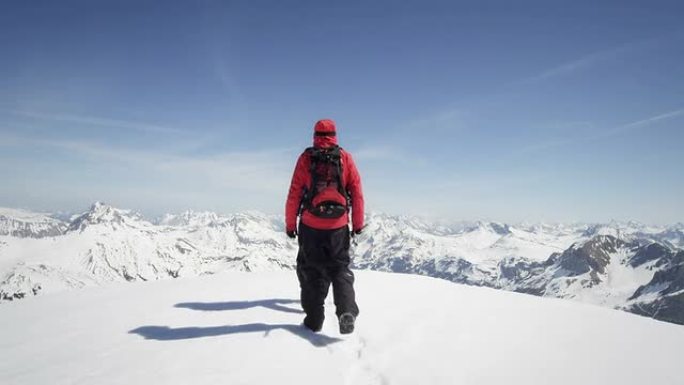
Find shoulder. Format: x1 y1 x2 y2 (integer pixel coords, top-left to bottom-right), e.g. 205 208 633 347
294 149 311 169
299 147 314 159
339 148 356 163
339 147 352 157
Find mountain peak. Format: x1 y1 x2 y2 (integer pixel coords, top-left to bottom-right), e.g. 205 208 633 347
467 221 512 236
559 235 631 278
67 202 145 232
157 210 221 227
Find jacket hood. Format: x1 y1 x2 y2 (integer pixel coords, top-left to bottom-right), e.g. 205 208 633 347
313 119 338 148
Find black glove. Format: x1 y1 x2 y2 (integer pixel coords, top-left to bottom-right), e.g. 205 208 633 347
352 228 363 237
286 229 297 239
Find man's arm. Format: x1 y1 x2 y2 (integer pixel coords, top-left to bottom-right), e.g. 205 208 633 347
345 153 365 232
285 154 308 233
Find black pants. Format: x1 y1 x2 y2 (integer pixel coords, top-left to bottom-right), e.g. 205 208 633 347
296 223 359 329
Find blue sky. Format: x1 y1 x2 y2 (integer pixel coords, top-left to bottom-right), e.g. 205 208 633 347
1 0 683 223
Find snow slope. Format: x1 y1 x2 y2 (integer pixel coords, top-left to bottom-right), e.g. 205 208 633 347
0 270 682 385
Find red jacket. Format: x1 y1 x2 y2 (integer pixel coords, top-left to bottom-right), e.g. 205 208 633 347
285 127 364 232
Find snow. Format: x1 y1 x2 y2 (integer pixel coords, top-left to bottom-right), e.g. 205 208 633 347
0 207 52 221
357 213 584 267
1 270 682 385
0 207 65 238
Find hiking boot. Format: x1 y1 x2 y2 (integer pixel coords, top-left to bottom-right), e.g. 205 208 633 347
338 312 355 334
303 316 323 332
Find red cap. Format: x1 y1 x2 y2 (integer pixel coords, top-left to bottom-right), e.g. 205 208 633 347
313 119 338 148
314 119 336 134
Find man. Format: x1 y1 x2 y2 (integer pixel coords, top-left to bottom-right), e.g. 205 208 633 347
285 119 364 334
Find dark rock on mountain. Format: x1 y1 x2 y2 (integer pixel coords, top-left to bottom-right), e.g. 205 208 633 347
497 256 555 296
625 251 684 325
558 236 629 276
629 243 673 268
418 258 491 286
488 222 512 236
630 251 684 300
629 293 684 326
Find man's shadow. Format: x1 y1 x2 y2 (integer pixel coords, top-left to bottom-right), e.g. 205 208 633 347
129 323 341 347
129 298 342 348
174 298 304 314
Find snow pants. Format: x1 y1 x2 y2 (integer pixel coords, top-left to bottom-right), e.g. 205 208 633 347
296 222 359 330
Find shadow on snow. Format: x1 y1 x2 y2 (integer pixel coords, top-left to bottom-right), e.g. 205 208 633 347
129 298 342 347
129 323 342 347
175 298 304 314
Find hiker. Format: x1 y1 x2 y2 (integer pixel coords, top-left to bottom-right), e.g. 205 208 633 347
285 119 365 334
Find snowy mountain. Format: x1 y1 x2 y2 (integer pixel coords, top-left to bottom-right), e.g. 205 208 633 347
0 207 66 238
352 217 684 325
0 203 296 301
1 270 682 385
627 245 684 324
0 203 682 326
155 210 224 227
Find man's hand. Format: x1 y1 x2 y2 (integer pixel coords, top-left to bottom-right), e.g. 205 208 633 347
286 229 297 239
352 227 363 237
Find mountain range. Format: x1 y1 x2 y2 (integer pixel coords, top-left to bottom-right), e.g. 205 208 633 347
1 202 682 325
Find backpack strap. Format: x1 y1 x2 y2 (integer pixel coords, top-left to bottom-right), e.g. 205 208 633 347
333 147 351 208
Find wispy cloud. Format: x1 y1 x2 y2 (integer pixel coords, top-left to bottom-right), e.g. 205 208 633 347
516 138 577 155
516 39 654 84
522 50 612 83
11 110 186 135
608 108 684 135
354 145 403 162
405 108 467 132
515 121 595 154
0 132 294 193
518 107 684 154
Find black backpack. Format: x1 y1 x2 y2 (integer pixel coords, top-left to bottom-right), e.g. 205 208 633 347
300 145 351 218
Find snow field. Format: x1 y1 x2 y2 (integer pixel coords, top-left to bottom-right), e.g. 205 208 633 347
1 270 682 385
